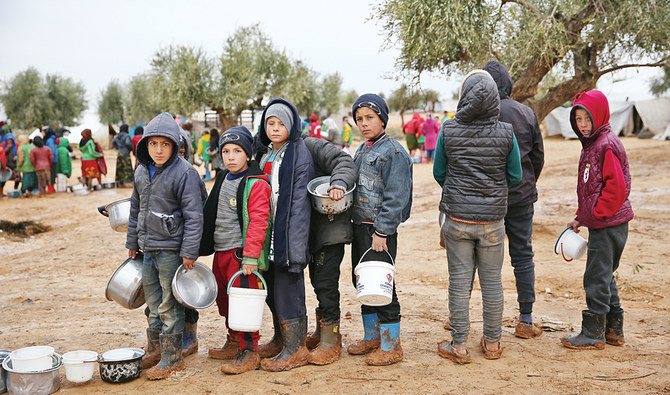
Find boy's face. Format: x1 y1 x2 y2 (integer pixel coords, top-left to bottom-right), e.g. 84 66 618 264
574 108 593 137
355 107 384 140
266 116 289 146
147 136 173 167
221 143 249 174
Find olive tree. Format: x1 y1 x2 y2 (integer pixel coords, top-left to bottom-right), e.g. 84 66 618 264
125 72 162 125
376 0 670 121
98 80 125 124
650 65 670 96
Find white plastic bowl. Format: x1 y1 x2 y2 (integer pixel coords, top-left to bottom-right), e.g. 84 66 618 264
9 346 54 372
101 349 135 362
62 350 98 383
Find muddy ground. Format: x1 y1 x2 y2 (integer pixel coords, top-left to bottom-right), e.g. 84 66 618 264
1 136 669 394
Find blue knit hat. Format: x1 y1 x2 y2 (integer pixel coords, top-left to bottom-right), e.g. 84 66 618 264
219 126 253 160
352 93 389 128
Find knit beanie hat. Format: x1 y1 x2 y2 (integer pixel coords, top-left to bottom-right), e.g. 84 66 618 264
352 93 389 128
265 103 294 133
219 126 253 160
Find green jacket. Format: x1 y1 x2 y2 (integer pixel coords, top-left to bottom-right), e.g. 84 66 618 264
17 143 36 173
57 138 72 177
79 139 102 160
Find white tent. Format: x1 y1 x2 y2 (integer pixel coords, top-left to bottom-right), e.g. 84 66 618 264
92 124 118 149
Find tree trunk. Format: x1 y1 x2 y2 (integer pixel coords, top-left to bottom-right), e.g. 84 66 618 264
525 73 597 123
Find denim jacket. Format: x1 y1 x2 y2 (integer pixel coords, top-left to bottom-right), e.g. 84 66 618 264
353 133 413 235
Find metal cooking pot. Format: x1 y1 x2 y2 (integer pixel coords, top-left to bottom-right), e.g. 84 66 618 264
101 198 131 232
2 353 61 395
106 254 145 309
0 168 12 183
0 349 10 394
102 182 117 189
99 348 144 384
172 261 217 309
307 176 355 215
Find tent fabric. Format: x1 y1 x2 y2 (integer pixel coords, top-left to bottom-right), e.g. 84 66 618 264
634 98 670 136
92 124 118 149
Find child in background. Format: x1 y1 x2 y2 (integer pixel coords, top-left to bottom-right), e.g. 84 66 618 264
255 97 314 372
197 129 212 181
348 93 413 366
17 135 37 197
200 126 272 374
56 136 72 179
126 112 207 380
561 90 633 350
78 129 102 190
421 115 441 163
206 128 224 178
342 116 354 153
29 136 53 196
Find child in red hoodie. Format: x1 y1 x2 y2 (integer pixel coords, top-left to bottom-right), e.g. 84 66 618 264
561 90 633 350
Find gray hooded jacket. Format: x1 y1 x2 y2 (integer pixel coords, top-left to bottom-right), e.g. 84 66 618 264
126 112 207 259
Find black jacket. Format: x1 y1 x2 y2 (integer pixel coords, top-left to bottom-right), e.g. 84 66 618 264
483 61 544 207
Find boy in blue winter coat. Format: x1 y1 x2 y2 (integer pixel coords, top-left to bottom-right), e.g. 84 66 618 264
348 94 413 366
126 112 207 380
254 98 315 372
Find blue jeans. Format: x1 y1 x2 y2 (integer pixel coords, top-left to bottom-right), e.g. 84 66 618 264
444 217 505 344
142 250 185 335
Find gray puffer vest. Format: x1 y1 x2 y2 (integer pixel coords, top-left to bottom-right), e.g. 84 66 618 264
439 71 515 223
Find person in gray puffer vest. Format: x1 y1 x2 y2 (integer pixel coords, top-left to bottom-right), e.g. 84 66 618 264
482 60 545 339
301 135 357 366
433 70 522 364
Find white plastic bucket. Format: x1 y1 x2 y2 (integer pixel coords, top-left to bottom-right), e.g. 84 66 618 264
354 249 396 306
9 346 54 372
227 271 268 332
56 173 67 192
62 350 97 383
554 227 588 261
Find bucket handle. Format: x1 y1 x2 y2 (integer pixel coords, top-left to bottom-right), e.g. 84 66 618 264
559 243 573 262
358 248 395 266
227 270 267 295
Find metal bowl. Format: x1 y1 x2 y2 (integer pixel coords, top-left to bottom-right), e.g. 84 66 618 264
0 349 10 394
99 348 144 384
2 353 61 395
106 254 145 310
102 198 131 232
172 261 217 309
307 176 355 215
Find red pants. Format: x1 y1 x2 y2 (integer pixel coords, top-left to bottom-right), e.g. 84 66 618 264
212 249 262 350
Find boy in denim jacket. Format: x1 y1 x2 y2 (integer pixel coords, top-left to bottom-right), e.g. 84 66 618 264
348 94 413 366
126 112 207 380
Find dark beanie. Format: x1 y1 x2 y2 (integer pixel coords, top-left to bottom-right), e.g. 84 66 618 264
352 93 389 128
219 126 253 160
120 124 129 133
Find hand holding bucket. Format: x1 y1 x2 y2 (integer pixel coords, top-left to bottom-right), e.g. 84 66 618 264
554 227 588 262
354 248 396 306
227 270 267 332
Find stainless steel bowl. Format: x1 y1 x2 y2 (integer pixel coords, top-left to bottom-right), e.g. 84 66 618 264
172 261 217 309
0 349 10 394
2 353 61 395
307 176 355 215
106 254 145 310
103 198 131 232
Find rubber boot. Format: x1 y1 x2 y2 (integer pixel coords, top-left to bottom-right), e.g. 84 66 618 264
219 349 261 375
605 309 625 346
260 316 309 372
208 334 240 360
204 169 212 181
347 313 380 355
146 333 185 380
561 310 606 350
305 308 322 350
46 184 55 194
142 328 161 369
365 322 403 366
258 313 283 358
182 322 198 357
307 321 341 365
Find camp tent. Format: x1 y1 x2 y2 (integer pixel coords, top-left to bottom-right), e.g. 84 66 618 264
543 98 670 139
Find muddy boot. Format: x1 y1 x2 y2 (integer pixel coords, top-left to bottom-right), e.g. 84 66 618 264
182 322 198 357
142 328 161 369
307 321 341 365
208 335 240 360
605 309 625 346
220 349 261 375
258 314 283 358
347 313 380 355
260 316 309 372
561 310 606 350
305 308 322 350
146 333 185 380
514 322 543 339
365 322 403 366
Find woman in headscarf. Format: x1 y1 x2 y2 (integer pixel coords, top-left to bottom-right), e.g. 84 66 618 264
78 129 102 190
112 124 134 187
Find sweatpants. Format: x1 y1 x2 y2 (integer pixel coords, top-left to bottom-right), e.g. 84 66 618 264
212 249 262 351
309 243 345 323
351 223 400 324
264 262 307 321
584 222 628 315
504 204 536 315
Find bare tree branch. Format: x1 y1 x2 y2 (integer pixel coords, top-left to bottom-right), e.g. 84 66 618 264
596 57 670 77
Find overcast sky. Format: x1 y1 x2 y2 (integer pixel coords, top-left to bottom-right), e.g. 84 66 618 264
0 0 664 129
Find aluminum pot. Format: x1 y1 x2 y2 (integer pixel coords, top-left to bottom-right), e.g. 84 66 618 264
2 353 61 395
99 348 144 384
106 254 145 309
0 350 10 394
307 176 355 215
101 181 117 189
101 198 131 232
172 261 217 309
